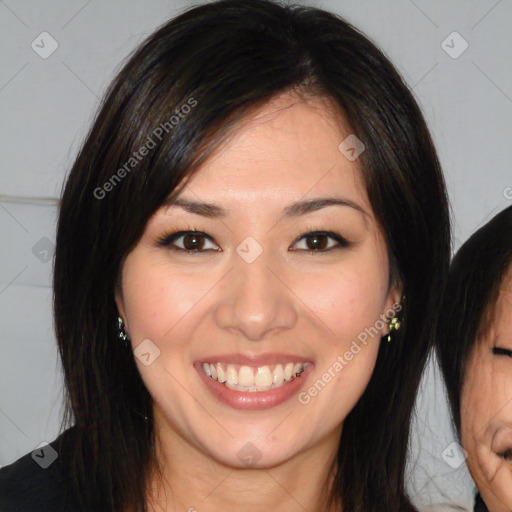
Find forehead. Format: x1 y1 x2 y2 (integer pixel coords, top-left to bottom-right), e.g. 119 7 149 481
496 266 512 322
180 92 371 212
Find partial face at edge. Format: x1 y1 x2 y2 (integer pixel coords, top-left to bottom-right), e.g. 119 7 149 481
461 266 512 511
115 91 401 469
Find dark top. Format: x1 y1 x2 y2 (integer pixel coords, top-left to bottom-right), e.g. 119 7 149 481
0 427 82 512
474 492 489 512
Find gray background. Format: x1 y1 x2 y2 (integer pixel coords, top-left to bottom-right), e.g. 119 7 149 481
1 0 511 510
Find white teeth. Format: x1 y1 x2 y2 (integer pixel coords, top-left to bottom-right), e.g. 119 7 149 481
226 365 238 386
293 363 304 377
202 361 309 391
216 363 226 383
284 362 294 381
225 382 273 392
238 366 255 387
255 366 272 387
272 363 284 384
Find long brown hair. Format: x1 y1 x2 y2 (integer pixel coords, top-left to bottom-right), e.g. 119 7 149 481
54 1 450 510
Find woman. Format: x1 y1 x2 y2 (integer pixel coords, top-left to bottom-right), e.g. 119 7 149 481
0 0 450 510
436 205 512 512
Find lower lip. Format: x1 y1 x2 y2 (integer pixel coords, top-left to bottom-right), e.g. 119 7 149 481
195 363 314 410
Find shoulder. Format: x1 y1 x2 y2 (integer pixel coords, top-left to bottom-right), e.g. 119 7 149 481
0 426 81 512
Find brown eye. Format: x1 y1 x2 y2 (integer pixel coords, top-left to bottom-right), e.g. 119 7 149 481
157 231 221 252
182 233 205 250
305 234 328 250
291 231 350 252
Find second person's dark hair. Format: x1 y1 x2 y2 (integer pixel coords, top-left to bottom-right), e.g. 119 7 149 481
436 205 512 434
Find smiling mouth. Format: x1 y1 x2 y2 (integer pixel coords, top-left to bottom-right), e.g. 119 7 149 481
201 361 311 392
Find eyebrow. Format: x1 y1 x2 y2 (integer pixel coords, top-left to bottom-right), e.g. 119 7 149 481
163 197 368 219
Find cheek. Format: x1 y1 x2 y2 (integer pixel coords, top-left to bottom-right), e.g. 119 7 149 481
292 260 387 412
461 358 512 483
294 257 390 338
121 254 204 342
462 361 512 432
461 361 490 444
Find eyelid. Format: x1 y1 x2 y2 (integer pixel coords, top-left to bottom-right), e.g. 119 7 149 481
492 346 512 357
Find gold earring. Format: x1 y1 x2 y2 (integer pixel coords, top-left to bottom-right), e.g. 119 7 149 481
386 316 401 343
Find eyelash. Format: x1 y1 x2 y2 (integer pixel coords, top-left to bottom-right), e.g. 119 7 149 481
499 448 512 461
492 347 512 357
156 226 351 255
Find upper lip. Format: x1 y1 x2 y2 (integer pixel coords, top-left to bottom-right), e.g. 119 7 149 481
196 353 314 366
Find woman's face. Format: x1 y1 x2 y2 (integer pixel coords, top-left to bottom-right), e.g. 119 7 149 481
116 92 400 470
461 267 512 511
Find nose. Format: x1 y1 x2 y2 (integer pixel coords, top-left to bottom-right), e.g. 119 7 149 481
213 251 298 341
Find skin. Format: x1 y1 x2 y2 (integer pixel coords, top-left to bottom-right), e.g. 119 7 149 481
460 267 512 512
116 91 401 512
